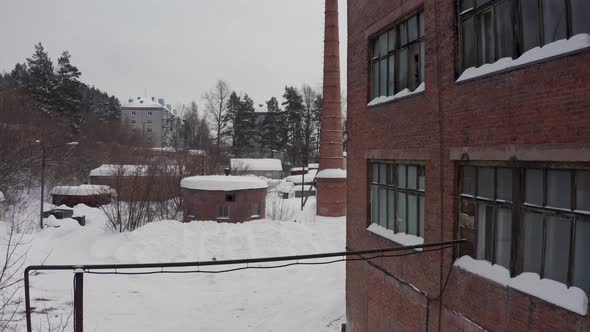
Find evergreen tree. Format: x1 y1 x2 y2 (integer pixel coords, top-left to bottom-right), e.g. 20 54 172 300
282 86 305 164
312 93 323 158
233 94 256 156
225 92 242 154
260 97 287 157
55 51 82 132
26 42 56 114
9 63 30 87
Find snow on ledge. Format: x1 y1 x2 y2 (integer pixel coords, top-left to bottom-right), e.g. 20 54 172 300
367 223 424 247
368 82 425 107
457 33 590 82
181 175 268 191
315 168 347 179
51 185 112 196
454 256 588 316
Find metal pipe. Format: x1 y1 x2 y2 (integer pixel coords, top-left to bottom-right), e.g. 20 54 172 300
74 269 84 332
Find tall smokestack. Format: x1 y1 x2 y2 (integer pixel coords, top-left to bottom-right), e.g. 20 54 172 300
316 0 346 217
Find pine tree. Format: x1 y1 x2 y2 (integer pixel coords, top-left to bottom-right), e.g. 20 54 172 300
282 86 305 164
26 42 56 114
312 94 323 158
9 63 30 87
55 51 82 132
260 97 287 157
225 92 242 154
234 94 256 157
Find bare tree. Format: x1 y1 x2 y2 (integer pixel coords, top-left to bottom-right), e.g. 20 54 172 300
203 80 230 151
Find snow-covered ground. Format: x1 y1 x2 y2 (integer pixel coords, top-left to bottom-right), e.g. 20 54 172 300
1 196 346 331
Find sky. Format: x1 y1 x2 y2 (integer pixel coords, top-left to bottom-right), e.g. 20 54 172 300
0 0 347 112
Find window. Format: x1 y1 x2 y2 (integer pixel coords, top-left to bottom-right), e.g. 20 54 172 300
370 162 425 238
251 203 260 217
459 0 590 71
131 120 136 124
217 205 230 218
148 111 153 116
147 128 152 133
131 111 136 116
147 120 152 125
370 11 425 100
459 164 590 293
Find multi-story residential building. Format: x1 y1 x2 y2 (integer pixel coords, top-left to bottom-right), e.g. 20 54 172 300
121 97 182 148
346 1 590 331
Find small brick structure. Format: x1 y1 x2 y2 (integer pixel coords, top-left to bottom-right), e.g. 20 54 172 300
50 185 112 208
181 176 268 223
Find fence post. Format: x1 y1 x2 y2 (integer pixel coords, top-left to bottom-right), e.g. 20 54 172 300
24 268 32 332
73 267 84 332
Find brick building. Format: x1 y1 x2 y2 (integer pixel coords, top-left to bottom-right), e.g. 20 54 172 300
181 176 267 223
346 0 590 331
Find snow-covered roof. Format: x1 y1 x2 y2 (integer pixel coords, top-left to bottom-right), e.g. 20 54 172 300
51 185 112 196
90 164 148 177
181 175 268 191
231 158 283 172
286 170 317 184
122 98 166 109
308 163 319 169
315 168 347 179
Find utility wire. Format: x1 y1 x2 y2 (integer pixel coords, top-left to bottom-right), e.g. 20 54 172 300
83 245 454 276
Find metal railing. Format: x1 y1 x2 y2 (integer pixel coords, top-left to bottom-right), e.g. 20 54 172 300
24 238 466 332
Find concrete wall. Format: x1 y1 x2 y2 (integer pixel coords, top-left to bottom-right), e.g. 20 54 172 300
182 188 266 223
346 0 590 331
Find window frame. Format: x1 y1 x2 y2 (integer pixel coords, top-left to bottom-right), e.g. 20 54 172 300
458 161 590 293
370 160 426 238
217 205 230 219
370 10 425 100
458 0 584 73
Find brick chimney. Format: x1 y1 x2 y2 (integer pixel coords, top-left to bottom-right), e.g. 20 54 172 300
316 0 346 217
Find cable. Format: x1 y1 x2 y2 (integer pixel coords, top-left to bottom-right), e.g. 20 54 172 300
83 245 454 276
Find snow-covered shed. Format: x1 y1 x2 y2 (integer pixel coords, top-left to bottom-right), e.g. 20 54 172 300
181 175 268 223
50 185 112 207
230 158 284 179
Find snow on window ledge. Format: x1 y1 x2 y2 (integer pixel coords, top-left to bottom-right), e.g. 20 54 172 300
457 33 590 83
367 223 424 248
368 83 425 107
454 255 588 316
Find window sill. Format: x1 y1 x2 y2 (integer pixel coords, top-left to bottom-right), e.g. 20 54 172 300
366 223 424 249
367 83 425 108
456 33 590 84
454 255 588 316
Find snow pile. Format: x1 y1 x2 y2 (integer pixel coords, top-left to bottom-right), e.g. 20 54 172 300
231 158 283 171
368 82 425 106
458 33 590 82
308 163 319 169
367 223 424 247
454 256 588 315
90 164 147 177
6 199 345 331
181 175 268 191
50 185 112 196
316 168 347 179
276 181 295 194
188 149 206 156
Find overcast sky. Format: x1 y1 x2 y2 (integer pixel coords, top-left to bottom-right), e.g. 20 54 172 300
0 0 347 111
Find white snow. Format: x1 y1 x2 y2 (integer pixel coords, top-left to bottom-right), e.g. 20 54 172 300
50 185 112 196
2 195 346 331
308 163 319 169
316 168 347 179
286 170 317 184
230 158 283 171
368 82 425 106
89 164 147 177
458 33 590 82
454 256 588 315
188 149 206 156
181 175 269 191
367 223 424 247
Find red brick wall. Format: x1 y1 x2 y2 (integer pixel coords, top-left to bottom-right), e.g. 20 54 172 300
182 188 266 223
346 0 590 331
